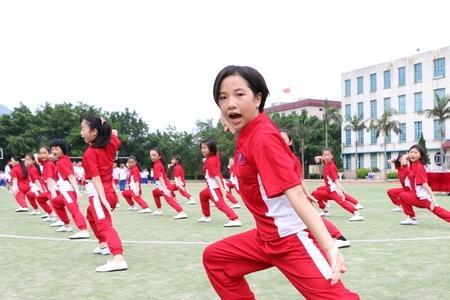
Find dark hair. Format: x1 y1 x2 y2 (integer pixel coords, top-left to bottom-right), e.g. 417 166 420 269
150 148 166 167
128 156 143 171
39 146 51 154
25 153 42 176
83 116 112 148
171 155 181 165
200 138 217 156
213 65 270 113
409 144 427 165
280 128 294 152
393 153 402 169
322 147 334 155
50 139 69 155
12 156 28 179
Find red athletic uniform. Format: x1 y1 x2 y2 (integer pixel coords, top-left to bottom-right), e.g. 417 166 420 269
11 164 31 208
122 165 149 209
387 165 411 206
169 164 192 200
152 160 183 212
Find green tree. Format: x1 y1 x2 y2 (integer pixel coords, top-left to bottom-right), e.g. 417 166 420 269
323 100 342 148
344 115 366 177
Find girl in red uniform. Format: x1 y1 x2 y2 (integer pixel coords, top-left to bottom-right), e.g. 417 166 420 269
398 144 450 225
150 149 187 219
36 146 58 222
121 156 152 213
10 156 31 212
312 149 364 221
81 116 127 272
226 158 240 196
386 154 411 212
198 138 242 227
24 153 45 216
49 139 90 239
280 129 351 248
203 65 359 299
168 156 196 205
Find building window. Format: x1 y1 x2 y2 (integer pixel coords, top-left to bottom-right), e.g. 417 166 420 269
357 76 363 94
398 66 406 86
345 129 351 146
370 73 377 92
383 70 391 89
414 63 422 83
370 100 377 118
384 97 391 112
399 123 406 142
414 92 422 113
435 152 444 166
358 128 364 145
434 58 445 79
434 88 446 106
434 119 445 140
357 102 364 119
370 128 377 144
357 153 364 169
414 121 422 141
398 95 406 114
344 154 351 170
370 153 377 169
386 129 392 143
345 104 351 120
344 79 351 97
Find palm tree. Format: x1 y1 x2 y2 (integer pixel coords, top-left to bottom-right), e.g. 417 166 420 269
418 93 450 168
323 100 342 148
289 109 320 179
368 109 400 179
344 115 366 178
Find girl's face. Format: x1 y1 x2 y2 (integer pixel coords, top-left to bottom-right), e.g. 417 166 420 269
229 158 234 166
127 159 136 169
217 75 261 134
39 148 50 161
80 120 97 144
200 143 210 158
150 150 160 162
24 156 34 167
10 158 18 166
399 154 409 166
51 146 63 158
408 148 421 162
322 150 333 162
280 132 292 147
171 158 177 165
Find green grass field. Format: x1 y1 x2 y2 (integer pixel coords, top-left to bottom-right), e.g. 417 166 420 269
1 181 450 300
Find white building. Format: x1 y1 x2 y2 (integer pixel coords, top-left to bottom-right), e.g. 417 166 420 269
265 98 341 119
341 46 450 177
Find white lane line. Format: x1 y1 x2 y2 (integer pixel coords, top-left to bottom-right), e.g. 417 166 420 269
1 233 450 245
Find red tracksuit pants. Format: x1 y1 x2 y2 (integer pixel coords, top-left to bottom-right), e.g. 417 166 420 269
152 188 183 212
86 192 123 255
199 187 238 220
387 187 408 206
122 189 149 209
312 187 357 214
169 183 192 200
14 187 31 208
399 191 450 222
203 229 360 300
52 191 87 230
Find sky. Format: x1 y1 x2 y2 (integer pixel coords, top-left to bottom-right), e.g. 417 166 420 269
0 0 449 132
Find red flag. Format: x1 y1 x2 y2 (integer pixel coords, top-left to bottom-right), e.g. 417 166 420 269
282 88 290 93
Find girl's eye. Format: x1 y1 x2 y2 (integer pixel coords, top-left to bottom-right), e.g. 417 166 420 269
219 96 227 101
237 93 245 97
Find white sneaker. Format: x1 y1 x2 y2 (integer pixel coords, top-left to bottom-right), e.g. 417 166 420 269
355 203 364 210
335 239 351 248
197 216 211 223
127 205 138 211
56 226 73 232
50 220 64 227
231 203 242 209
349 214 364 221
319 210 331 217
92 246 111 255
210 202 216 207
95 259 128 272
186 199 196 205
152 209 163 216
224 219 242 227
173 211 188 219
15 207 28 212
138 207 152 213
115 203 121 208
392 206 403 212
40 213 49 219
29 209 41 215
400 218 418 225
68 230 90 239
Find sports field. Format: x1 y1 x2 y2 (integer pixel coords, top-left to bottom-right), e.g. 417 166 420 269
1 181 449 300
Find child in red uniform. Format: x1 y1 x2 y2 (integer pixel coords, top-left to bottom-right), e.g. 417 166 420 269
226 158 240 196
203 65 359 299
150 149 187 219
122 156 152 213
312 149 364 221
198 139 242 227
36 146 58 222
81 116 127 272
398 144 450 225
10 156 31 212
24 153 45 216
168 156 196 205
49 139 90 239
280 129 351 249
387 154 411 212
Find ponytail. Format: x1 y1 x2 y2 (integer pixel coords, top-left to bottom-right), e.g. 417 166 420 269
83 116 112 148
13 156 28 179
